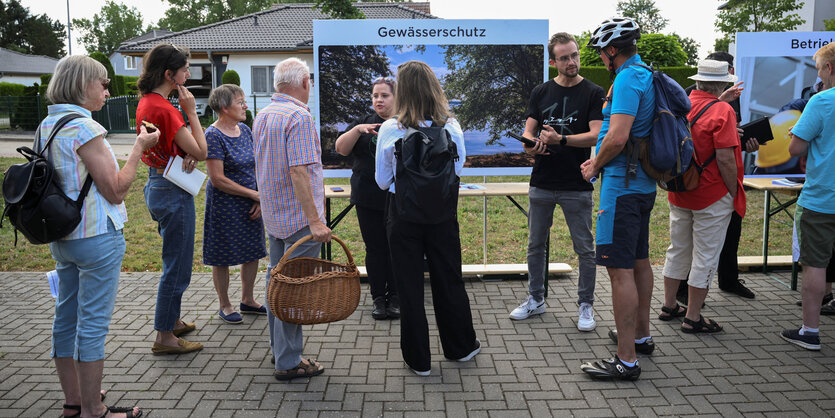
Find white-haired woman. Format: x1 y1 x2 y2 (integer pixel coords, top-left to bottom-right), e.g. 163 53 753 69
44 55 158 418
203 84 267 324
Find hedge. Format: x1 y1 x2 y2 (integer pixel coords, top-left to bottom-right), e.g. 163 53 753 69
222 69 241 86
0 82 26 96
549 65 697 91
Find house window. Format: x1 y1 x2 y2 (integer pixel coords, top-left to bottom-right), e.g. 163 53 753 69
251 66 274 94
124 56 138 70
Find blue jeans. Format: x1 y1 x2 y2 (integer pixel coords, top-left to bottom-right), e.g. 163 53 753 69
266 226 321 370
527 187 596 305
50 219 125 362
145 169 195 332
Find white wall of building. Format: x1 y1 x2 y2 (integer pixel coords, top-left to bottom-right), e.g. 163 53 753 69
223 53 315 114
0 74 43 86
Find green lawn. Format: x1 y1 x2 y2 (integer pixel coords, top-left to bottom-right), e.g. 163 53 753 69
0 156 793 272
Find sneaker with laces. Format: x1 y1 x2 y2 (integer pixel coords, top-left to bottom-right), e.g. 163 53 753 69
577 303 596 331
509 295 546 320
780 328 821 350
580 355 641 381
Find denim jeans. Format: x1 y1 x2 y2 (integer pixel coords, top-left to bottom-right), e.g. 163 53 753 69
266 226 321 370
145 168 195 332
527 187 596 305
50 219 125 362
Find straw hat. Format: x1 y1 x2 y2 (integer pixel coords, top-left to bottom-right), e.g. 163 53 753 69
688 59 738 83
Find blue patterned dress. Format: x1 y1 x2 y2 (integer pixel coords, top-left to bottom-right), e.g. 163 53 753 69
203 123 267 266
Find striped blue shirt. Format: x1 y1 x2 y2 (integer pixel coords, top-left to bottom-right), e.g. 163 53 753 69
38 104 127 240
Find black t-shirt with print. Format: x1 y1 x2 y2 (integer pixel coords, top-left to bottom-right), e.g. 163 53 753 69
524 78 605 191
342 113 387 209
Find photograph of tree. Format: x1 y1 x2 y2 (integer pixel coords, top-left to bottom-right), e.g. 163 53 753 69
318 44 544 169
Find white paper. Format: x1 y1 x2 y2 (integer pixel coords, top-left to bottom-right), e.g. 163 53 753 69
163 155 207 196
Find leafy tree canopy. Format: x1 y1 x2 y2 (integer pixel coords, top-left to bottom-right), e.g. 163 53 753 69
580 33 688 67
318 45 391 125
442 45 543 145
825 18 835 31
616 0 668 33
670 33 699 66
157 0 281 32
715 0 805 40
0 0 66 58
73 0 146 56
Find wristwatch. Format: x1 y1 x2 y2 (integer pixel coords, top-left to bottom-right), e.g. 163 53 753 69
560 134 567 146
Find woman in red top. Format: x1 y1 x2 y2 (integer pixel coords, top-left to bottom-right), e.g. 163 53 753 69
136 44 208 355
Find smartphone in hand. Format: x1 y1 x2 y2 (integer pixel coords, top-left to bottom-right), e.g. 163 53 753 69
507 132 537 147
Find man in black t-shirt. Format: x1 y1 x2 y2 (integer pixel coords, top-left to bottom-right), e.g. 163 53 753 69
509 33 605 332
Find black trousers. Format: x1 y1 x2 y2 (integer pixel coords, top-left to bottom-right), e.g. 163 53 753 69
717 211 743 289
385 194 477 372
355 204 396 301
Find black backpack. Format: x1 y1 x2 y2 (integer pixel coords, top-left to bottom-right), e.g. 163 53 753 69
1 113 93 245
393 125 459 224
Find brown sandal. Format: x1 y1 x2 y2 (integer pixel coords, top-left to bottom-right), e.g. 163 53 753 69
273 358 325 381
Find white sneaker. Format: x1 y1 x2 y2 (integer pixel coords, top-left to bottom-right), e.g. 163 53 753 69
577 302 597 331
455 339 481 362
509 295 546 320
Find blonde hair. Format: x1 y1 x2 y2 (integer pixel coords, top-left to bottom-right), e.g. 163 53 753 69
814 42 835 66
274 57 309 91
208 84 245 112
46 55 107 105
393 61 450 129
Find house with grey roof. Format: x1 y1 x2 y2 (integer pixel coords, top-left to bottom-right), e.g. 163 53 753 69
110 29 173 77
117 2 434 112
0 48 59 86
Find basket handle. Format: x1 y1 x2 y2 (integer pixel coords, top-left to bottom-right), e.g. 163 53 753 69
275 234 354 271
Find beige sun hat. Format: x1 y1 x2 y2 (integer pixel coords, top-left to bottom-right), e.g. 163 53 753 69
688 59 738 83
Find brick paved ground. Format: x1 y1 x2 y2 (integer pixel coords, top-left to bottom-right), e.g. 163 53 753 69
2 267 834 417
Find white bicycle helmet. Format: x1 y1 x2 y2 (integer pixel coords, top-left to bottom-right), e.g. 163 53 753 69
588 17 641 50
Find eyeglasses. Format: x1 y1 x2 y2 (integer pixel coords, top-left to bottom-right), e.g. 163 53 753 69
555 52 580 63
372 76 395 84
101 79 111 89
237 100 247 107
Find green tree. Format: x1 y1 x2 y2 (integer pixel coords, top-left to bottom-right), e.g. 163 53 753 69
580 33 687 67
315 0 363 19
715 0 805 41
825 19 835 31
317 45 391 165
670 33 700 66
72 0 146 57
158 0 300 32
88 51 116 95
714 37 730 53
616 0 668 33
442 45 543 145
0 0 65 58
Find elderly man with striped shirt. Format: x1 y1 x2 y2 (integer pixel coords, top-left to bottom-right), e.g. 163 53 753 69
253 57 331 381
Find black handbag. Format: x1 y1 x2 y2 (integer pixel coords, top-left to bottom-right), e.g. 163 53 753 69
1 113 94 245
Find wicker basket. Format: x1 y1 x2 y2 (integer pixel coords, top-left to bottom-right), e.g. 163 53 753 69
267 235 360 325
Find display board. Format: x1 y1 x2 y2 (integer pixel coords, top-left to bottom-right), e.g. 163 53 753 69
313 19 548 176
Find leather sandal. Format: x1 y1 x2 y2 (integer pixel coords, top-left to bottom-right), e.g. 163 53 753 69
681 315 723 334
273 358 325 381
98 405 142 418
61 391 106 417
658 303 687 321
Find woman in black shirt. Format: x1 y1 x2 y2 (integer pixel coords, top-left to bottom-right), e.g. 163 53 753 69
335 77 398 320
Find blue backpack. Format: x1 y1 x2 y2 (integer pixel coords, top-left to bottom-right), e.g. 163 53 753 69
623 63 694 184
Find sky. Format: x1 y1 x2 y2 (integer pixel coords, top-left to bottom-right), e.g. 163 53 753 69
23 0 723 58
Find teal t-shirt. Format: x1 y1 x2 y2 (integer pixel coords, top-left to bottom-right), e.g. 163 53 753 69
596 54 656 193
793 88 835 214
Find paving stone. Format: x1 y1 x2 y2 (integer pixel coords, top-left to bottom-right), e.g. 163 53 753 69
2 268 835 415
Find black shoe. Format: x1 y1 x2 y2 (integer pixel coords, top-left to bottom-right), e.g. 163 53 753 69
386 295 400 319
581 355 641 381
821 301 835 316
721 280 755 299
675 284 689 306
797 292 833 307
372 298 388 320
608 329 655 355
780 328 821 350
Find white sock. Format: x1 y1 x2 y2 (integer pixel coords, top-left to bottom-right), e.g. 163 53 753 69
800 325 819 335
